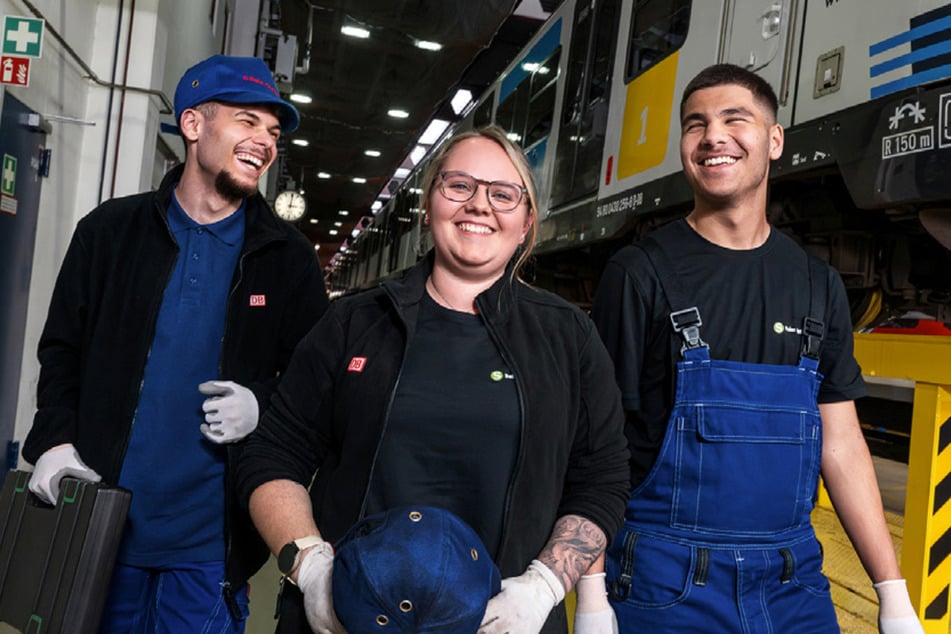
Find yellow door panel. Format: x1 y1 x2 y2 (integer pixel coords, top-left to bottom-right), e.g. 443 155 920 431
617 51 680 180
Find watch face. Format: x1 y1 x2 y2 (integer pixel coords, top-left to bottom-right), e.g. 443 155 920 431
278 541 299 575
275 190 307 222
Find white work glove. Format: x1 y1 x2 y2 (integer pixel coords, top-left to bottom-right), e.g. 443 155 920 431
198 380 259 443
295 542 346 634
28 443 101 505
874 579 925 634
479 560 566 634
574 572 619 634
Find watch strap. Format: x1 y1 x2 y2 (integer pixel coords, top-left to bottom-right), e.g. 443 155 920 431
280 535 326 583
293 535 324 555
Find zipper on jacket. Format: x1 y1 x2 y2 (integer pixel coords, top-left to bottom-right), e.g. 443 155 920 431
357 284 413 520
474 293 526 567
114 202 179 479
220 236 274 588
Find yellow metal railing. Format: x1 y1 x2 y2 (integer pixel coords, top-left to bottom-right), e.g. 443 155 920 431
853 333 951 634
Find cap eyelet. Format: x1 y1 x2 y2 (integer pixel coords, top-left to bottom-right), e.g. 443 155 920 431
191 80 199 88
408 510 422 522
470 548 479 561
375 615 389 626
399 600 413 613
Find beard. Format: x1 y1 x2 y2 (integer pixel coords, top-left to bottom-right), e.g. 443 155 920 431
215 169 259 200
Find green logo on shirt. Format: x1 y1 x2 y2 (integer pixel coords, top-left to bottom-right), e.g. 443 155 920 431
490 370 504 382
773 321 784 334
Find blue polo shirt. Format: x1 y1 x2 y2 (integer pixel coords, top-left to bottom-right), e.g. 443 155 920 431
117 190 245 566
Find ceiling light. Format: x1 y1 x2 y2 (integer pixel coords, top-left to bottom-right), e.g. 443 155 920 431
338 210 349 216
314 243 320 250
341 25 370 39
329 229 339 236
317 172 331 179
364 149 381 157
451 89 473 115
419 119 449 145
309 218 319 224
290 94 312 104
334 221 343 227
352 177 366 184
409 145 427 165
415 39 442 51
394 167 410 179
388 109 410 119
291 139 309 147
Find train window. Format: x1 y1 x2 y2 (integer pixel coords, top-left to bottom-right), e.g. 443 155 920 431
524 50 560 147
496 80 531 144
626 0 691 82
473 94 494 128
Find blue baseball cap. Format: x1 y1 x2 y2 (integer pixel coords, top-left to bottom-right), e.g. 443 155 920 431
332 506 501 633
174 55 299 132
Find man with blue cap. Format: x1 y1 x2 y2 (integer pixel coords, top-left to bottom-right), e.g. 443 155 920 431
22 54 328 632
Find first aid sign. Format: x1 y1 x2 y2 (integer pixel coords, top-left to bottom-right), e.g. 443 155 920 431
2 16 43 58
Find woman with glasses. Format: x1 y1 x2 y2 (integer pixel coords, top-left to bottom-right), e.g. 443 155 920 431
236 125 629 634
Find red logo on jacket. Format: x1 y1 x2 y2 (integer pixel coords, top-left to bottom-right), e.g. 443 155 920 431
348 357 367 372
249 294 266 306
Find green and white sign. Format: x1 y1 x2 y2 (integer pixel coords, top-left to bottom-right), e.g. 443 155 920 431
2 16 43 58
2 154 16 196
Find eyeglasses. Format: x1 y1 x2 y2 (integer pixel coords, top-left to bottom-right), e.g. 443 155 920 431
437 171 527 212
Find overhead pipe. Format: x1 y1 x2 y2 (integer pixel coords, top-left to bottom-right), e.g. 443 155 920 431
17 0 173 114
295 1 317 77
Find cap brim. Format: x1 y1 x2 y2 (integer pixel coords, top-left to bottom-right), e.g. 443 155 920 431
181 90 300 132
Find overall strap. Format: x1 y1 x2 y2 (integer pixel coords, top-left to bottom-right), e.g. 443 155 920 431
802 254 827 360
638 235 708 353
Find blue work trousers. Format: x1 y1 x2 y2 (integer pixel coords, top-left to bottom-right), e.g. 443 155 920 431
98 561 249 634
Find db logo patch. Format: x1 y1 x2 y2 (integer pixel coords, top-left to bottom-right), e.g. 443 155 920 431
249 294 267 306
347 356 367 372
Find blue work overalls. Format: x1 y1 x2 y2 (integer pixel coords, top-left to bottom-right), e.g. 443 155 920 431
606 238 839 633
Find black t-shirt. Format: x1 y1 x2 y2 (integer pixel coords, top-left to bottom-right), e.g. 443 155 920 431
365 292 520 556
591 219 866 488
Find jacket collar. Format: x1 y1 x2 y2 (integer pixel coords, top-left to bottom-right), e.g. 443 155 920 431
383 250 518 322
154 163 286 253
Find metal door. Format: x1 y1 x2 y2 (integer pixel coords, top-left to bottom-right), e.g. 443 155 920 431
724 0 795 99
0 92 46 470
550 0 622 211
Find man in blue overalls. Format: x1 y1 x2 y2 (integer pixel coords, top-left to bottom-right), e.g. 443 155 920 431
576 64 924 633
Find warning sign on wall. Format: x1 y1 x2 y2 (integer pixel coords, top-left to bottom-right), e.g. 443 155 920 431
0 55 29 86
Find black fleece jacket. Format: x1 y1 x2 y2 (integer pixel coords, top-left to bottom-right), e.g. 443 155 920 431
23 164 329 604
237 253 630 633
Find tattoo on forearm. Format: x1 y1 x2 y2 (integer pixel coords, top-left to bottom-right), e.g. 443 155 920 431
537 515 607 592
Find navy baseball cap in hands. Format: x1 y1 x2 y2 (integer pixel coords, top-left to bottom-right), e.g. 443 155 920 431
333 506 501 633
174 55 299 132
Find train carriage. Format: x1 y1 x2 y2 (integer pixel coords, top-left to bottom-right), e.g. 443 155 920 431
330 0 951 326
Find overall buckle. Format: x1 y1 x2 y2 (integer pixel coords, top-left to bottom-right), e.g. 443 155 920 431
801 317 824 359
670 307 707 352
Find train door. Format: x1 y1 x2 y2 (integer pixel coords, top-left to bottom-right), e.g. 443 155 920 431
724 0 797 107
0 93 46 470
549 0 622 211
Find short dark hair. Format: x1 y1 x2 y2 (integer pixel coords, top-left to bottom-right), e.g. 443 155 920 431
680 64 779 121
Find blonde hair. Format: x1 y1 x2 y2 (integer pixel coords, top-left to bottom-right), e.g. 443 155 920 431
420 125 538 280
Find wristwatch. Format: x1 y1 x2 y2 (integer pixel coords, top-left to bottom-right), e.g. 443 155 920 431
278 535 325 578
